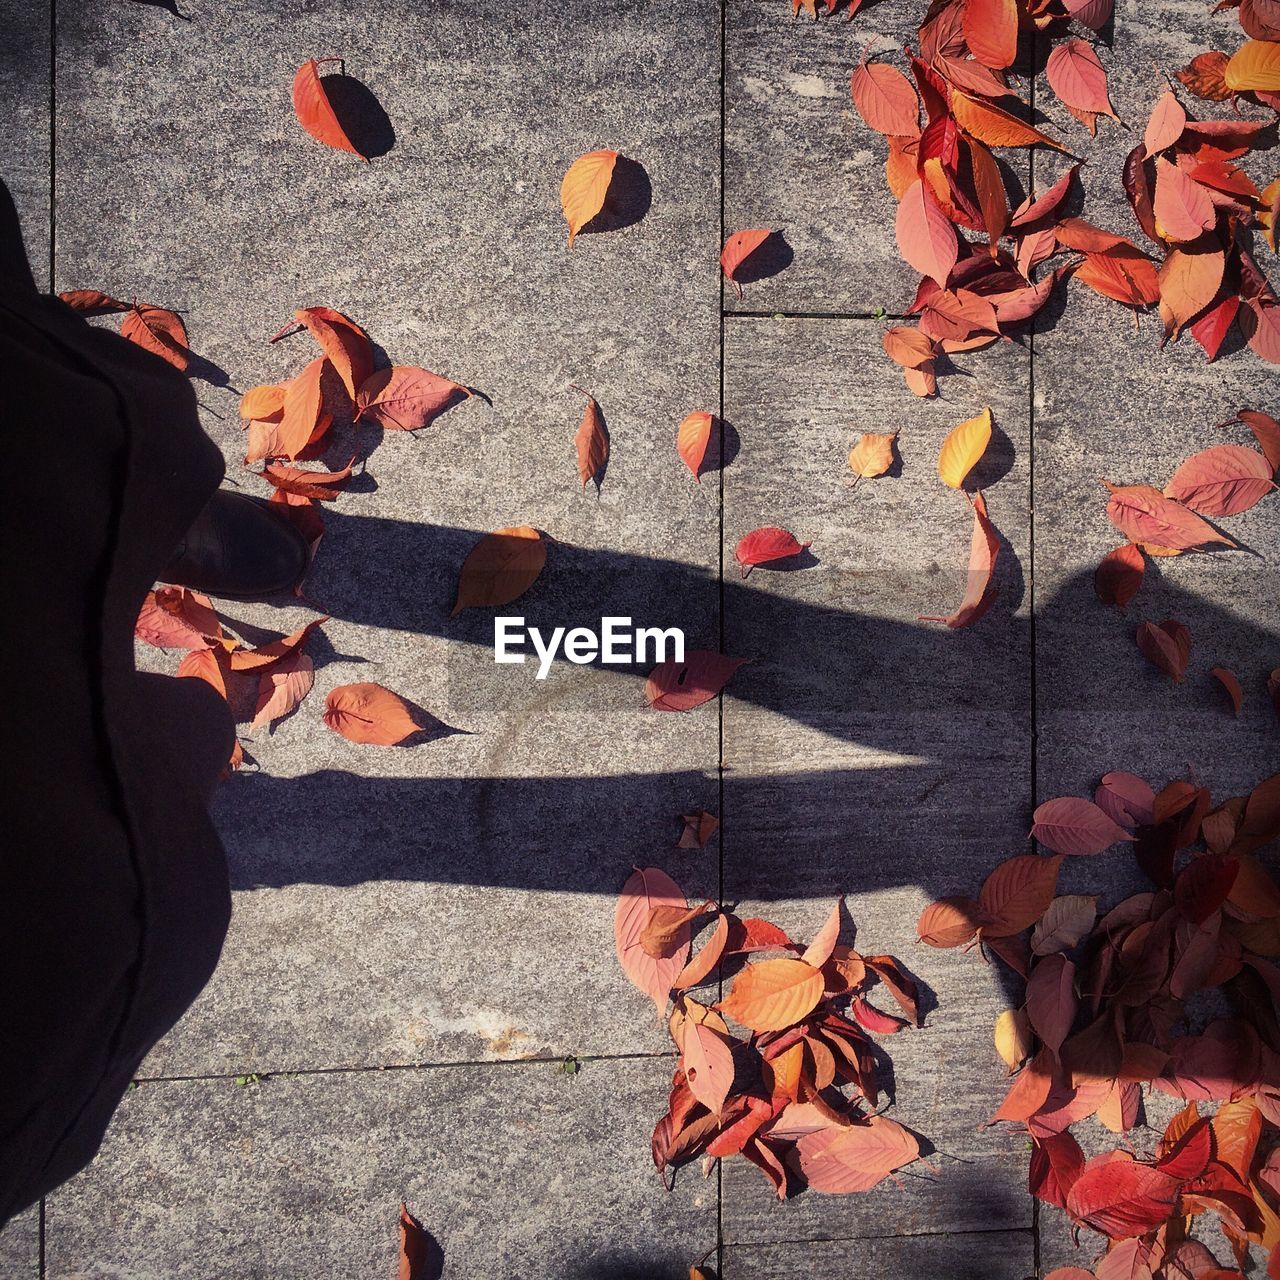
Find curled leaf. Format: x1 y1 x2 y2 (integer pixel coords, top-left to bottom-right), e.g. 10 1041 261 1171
919 490 1000 629
572 386 609 490
561 149 619 247
292 58 367 160
1136 618 1191 682
355 366 472 432
734 526 811 575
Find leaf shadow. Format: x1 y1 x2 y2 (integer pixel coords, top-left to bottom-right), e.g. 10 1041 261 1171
320 74 396 160
581 156 652 237
733 230 795 289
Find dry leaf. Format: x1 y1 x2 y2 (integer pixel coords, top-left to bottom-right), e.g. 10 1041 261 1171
292 306 374 401
451 526 547 616
937 407 992 489
1210 666 1244 715
896 180 959 288
1144 90 1187 158
793 1115 919 1193
850 59 920 137
249 651 314 734
572 386 609 489
1031 797 1134 856
292 58 367 160
1046 40 1118 124
735 526 811 575
645 651 748 712
1163 443 1275 516
240 383 287 422
995 1007 1034 1070
121 304 190 371
677 411 716 481
1093 544 1145 608
919 490 1000 629
1136 618 1191 682
1032 896 1098 955
355 366 472 432
720 229 772 298
719 957 824 1032
278 357 328 460
323 682 423 745
848 431 897 479
1105 483 1237 550
561 149 619 247
677 811 719 849
616 867 690 1015
1224 39 1280 91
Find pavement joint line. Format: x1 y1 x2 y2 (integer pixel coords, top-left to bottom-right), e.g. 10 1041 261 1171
128 1050 678 1085
724 310 911 322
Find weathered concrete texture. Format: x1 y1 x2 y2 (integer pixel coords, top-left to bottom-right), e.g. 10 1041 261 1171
0 0 49 287
0 1204 39 1278
722 1228 1034 1279
720 319 1034 1241
57 0 723 1073
45 1060 713 1280
724 0 1032 315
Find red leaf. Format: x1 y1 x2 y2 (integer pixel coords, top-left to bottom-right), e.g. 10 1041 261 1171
1153 157 1217 242
896 180 959 288
1010 166 1079 230
398 1202 441 1280
676 411 716 481
720 229 773 299
292 58 367 160
249 650 314 734
1136 618 1191 682
963 0 1018 69
260 458 356 501
1175 853 1240 924
1046 40 1118 120
322 682 425 745
979 855 1065 937
291 306 373 402
1095 772 1155 828
1094 543 1146 608
355 366 472 431
1026 954 1078 1055
1066 1152 1183 1239
645 651 748 712
1030 1131 1087 1210
1144 90 1188 158
1211 666 1244 715
1164 444 1275 516
1155 1115 1213 1181
918 491 1000 628
792 1114 919 1192
1032 797 1135 856
1237 408 1280 474
615 867 690 1015
1189 292 1240 362
1105 482 1237 550
735 526 811 575
57 288 127 315
850 59 920 137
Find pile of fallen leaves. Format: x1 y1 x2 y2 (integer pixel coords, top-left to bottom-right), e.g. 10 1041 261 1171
618 870 925 1199
918 767 1280 1277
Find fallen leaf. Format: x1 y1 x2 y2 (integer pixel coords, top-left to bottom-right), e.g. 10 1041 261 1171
848 431 898 479
1075 246 1161 308
850 58 919 136
1032 896 1099 955
1164 443 1275 516
1031 797 1135 856
882 327 936 369
735 526 811 575
616 867 690 1015
917 896 988 948
643 903 713 959
1094 544 1145 608
249 651 314 734
792 1115 919 1192
121 304 190 371
645 651 748 712
451 526 547 616
1157 237 1226 339
292 58 366 160
719 957 824 1032
1224 39 1280 92
720 229 773 298
58 288 127 314
1066 1151 1183 1239
176 647 227 699
323 683 425 746
135 586 223 650
1144 90 1188 158
801 898 844 969
398 1202 439 1280
1211 666 1244 715
949 91 1066 151
1026 954 1078 1055
1095 772 1155 827
896 180 959 288
677 811 719 849
978 855 1065 937
571 386 609 490
355 366 471 432
918 490 1000 628
1047 40 1118 123
680 1018 735 1116
962 0 1018 70
561 149 619 247
1105 482 1237 550
1136 618 1191 682
240 383 287 422
292 306 374 401
277 357 328 460
995 1007 1034 1069
937 407 992 489
674 912 729 989
1176 51 1233 102
1153 157 1217 243
1237 409 1280 473
677 411 716 481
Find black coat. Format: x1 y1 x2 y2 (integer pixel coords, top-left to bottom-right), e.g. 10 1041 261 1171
0 182 233 1222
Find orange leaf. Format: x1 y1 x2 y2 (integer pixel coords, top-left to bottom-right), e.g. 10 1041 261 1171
1105 482 1237 550
1153 157 1217 243
642 902 714 959
260 458 356 501
1094 543 1145 608
1224 39 1280 92
120 304 190 371
355 366 471 431
677 411 716 481
850 59 920 136
293 306 373 401
240 383 286 422
645 651 748 712
1031 797 1133 855
720 228 772 298
1136 618 1191 682
1164 444 1275 516
896 179 958 287
249 651 314 734
919 490 1000 629
572 386 609 489
801 898 844 969
719 957 824 1032
735 526 811 575
949 90 1067 151
176 647 227 699
278 357 328 460
937 406 992 489
676 810 719 849
917 896 987 948
292 58 366 159
793 1115 919 1192
1176 52 1233 103
1144 90 1187 158
58 288 127 314
1075 246 1161 307
451 526 547 616
848 431 897 479
560 149 619 248
679 1018 735 1117
136 586 223 650
978 854 1064 937
882 326 936 369
1158 237 1226 339
962 0 1018 70
616 866 689 1015
323 681 423 745
1211 667 1244 715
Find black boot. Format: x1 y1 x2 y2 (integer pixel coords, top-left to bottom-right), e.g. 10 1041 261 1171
160 491 309 599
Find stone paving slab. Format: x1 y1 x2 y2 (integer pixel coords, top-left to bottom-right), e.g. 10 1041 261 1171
0 1206 39 1279
719 317 1034 1241
725 0 1032 316
0 0 49 288
55 0 725 1075
44 1059 713 1280
721 1228 1034 1279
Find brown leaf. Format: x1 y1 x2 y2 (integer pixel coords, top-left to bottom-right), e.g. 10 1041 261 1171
978 855 1065 937
1032 896 1098 956
571 386 609 489
917 896 987 948
398 1202 440 1280
642 902 714 960
1136 618 1191 682
1026 954 1078 1055
451 526 547 616
1210 666 1244 715
323 682 424 745
1176 51 1233 102
677 811 719 849
1094 543 1145 608
57 288 127 315
1031 797 1135 856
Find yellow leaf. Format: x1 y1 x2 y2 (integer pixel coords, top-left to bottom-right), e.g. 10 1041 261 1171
718 957 823 1032
560 149 619 248
848 431 898 479
1224 39 1280 92
994 1008 1032 1071
937 407 993 489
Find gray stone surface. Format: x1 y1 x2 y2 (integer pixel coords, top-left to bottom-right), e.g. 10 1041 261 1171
0 0 49 286
57 0 723 1075
722 1229 1034 1279
44 1060 713 1280
720 319 1034 1242
725 0 1032 315
0 1205 39 1278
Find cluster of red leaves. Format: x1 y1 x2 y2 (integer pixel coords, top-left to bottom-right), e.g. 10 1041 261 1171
1120 82 1280 363
919 767 1280 1277
1090 409 1278 689
58 290 196 372
134 586 432 764
618 871 924 1199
